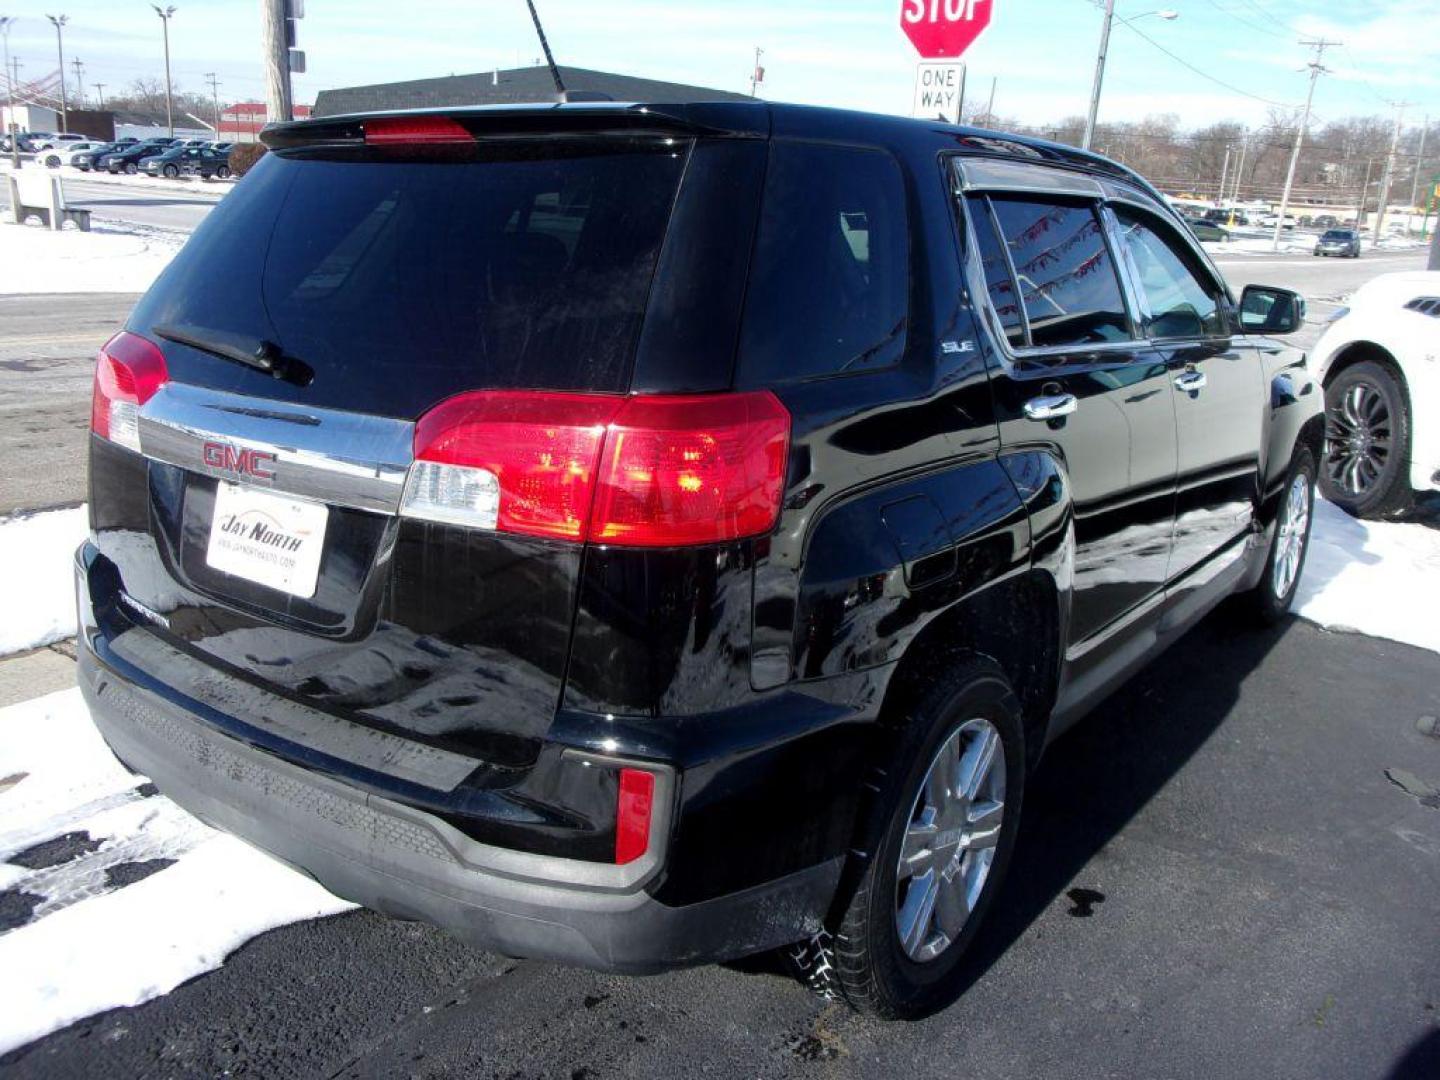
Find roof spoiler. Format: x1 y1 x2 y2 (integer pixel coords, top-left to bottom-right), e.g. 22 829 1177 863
261 102 766 151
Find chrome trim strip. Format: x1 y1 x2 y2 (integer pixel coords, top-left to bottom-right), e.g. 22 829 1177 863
138 383 414 515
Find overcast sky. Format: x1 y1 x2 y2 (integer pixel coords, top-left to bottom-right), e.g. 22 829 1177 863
2 0 1435 129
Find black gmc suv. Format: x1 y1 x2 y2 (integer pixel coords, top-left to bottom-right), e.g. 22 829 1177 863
76 101 1321 1019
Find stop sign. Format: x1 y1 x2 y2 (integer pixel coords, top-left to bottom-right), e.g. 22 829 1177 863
900 0 992 60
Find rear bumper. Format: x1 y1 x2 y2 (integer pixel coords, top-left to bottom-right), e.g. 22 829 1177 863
75 551 842 973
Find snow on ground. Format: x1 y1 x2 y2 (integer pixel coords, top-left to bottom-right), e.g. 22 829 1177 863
1293 498 1440 655
0 218 185 294
0 507 89 657
0 687 355 1056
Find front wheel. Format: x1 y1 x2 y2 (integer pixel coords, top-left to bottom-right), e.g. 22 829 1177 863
1244 445 1315 623
124 163 138 175
1320 361 1411 518
791 656 1025 1018
162 164 179 178
215 165 231 179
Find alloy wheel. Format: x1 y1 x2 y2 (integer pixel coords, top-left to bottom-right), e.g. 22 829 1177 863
1272 472 1311 599
894 718 1006 964
1324 380 1392 497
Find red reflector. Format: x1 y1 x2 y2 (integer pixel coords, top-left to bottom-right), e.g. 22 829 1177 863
364 116 473 145
592 392 790 547
91 331 168 448
615 768 656 865
407 390 790 547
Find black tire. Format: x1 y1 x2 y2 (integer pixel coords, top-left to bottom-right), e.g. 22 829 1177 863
791 655 1026 1019
216 165 230 179
45 155 60 168
124 163 138 175
1320 361 1412 519
1244 444 1316 624
163 164 179 178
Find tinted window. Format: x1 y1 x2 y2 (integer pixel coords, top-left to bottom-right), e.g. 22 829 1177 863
1322 229 1353 240
130 141 687 416
966 197 1026 347
988 196 1130 348
1113 206 1224 339
738 142 908 383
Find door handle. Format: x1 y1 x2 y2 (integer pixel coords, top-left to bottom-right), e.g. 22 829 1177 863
1174 370 1207 393
1022 393 1078 421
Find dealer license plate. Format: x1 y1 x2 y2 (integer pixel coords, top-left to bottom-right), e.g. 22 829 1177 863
205 482 329 598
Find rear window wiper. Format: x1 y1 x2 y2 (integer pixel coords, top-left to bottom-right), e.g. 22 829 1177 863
153 323 314 387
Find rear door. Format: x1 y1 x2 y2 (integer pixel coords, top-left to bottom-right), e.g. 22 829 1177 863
1107 201 1262 585
960 176 1178 645
97 133 690 758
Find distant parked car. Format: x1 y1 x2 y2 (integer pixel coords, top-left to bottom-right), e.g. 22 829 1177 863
211 141 234 153
32 132 89 151
143 145 232 179
1184 217 1230 242
39 140 109 168
101 140 176 174
1314 228 1361 258
1313 215 1338 228
1312 271 1440 517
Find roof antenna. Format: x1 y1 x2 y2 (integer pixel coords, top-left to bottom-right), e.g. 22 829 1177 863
523 0 567 102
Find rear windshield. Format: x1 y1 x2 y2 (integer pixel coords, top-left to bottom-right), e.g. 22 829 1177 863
1322 230 1353 240
130 139 687 416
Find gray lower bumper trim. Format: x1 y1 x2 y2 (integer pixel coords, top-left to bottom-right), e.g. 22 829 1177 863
79 647 841 973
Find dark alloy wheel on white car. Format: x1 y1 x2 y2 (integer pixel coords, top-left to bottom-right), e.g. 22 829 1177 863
1321 361 1412 518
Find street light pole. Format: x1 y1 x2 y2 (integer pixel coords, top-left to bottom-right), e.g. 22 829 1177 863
0 15 19 169
152 6 176 138
46 14 68 133
1083 6 1178 151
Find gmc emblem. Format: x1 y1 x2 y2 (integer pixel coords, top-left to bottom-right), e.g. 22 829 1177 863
202 441 277 482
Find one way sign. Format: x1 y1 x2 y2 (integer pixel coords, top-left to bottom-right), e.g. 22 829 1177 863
912 61 964 123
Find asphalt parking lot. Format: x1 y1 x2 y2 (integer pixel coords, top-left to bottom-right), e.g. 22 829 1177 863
5 605 1438 1079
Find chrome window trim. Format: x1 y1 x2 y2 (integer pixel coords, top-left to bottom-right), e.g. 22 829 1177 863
137 382 415 515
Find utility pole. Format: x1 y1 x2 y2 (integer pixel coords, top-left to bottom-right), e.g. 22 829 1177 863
749 46 764 97
1272 38 1337 251
983 76 996 127
1407 115 1427 217
1218 145 1231 207
1231 130 1249 208
1354 157 1374 230
152 6 176 137
1373 101 1410 242
1082 0 1116 151
69 56 82 109
260 0 293 124
206 71 221 134
0 16 19 169
93 81 104 109
46 14 68 133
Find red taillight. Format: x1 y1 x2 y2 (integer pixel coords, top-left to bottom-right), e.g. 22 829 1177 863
591 393 790 547
363 116 473 145
615 768 656 865
402 390 790 548
91 331 168 451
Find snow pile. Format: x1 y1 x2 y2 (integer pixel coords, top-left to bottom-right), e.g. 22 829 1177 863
0 687 355 1056
0 220 185 294
1293 498 1440 655
0 507 89 656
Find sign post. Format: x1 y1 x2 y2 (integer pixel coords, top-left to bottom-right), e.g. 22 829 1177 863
900 0 993 125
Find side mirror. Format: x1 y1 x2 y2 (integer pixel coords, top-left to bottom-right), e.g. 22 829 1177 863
1238 284 1306 335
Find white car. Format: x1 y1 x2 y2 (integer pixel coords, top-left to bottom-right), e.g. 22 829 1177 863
31 132 89 151
1311 270 1440 517
37 140 109 168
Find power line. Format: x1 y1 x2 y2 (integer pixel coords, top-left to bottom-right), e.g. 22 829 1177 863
1234 0 1293 34
1115 17 1299 109
1199 0 1288 41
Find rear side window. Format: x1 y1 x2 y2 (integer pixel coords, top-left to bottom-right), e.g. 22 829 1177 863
985 196 1131 349
967 198 1026 347
131 141 687 415
738 142 909 384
